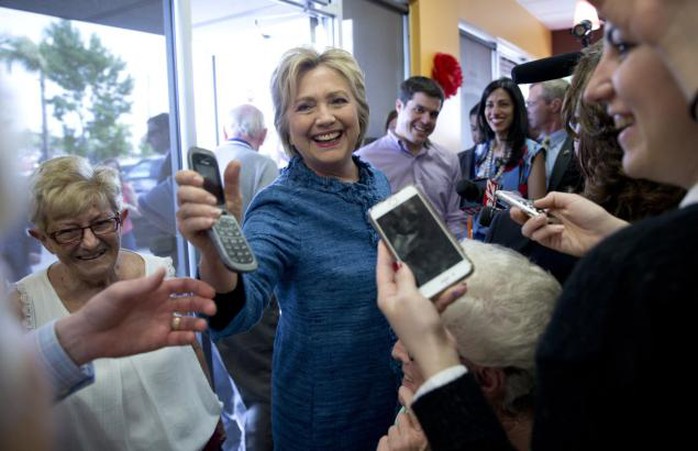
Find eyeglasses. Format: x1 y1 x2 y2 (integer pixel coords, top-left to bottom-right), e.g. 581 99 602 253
49 216 121 244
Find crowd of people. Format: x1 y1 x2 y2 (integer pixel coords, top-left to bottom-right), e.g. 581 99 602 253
377 1 698 450
2 0 697 449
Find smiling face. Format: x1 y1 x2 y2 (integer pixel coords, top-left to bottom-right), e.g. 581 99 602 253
485 88 515 137
584 24 698 187
36 204 122 281
286 65 360 180
394 92 442 153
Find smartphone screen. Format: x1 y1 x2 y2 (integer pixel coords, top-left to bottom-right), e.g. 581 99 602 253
371 187 473 297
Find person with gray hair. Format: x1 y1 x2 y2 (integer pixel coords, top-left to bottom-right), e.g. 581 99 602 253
215 103 279 451
379 239 560 451
217 104 278 218
526 79 582 193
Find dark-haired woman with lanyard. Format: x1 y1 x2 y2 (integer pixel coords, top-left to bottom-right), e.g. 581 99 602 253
472 77 546 239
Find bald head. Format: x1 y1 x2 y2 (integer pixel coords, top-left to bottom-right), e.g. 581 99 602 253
223 104 267 150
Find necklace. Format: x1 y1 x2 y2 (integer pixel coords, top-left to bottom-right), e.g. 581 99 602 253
483 143 511 181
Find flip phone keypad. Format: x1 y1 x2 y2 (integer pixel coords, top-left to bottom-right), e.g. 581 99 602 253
215 216 254 264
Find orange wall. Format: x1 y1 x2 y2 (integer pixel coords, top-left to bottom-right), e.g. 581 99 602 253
409 0 551 151
458 0 551 59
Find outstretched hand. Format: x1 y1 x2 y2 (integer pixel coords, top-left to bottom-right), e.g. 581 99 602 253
375 242 462 381
176 160 243 292
175 168 222 255
510 192 628 257
175 160 244 249
55 268 217 365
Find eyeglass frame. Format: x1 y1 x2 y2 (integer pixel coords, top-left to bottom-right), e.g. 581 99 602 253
48 215 122 245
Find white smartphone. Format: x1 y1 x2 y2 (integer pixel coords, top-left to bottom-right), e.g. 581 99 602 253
369 185 474 299
495 190 544 218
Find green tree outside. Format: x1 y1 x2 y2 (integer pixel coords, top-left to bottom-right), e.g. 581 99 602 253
1 20 134 162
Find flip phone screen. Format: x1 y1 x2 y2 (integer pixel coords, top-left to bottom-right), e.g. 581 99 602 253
190 153 225 206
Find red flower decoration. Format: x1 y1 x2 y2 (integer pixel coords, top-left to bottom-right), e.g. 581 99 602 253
431 53 463 99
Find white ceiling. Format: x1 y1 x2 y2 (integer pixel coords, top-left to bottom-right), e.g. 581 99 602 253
0 0 592 36
517 0 579 31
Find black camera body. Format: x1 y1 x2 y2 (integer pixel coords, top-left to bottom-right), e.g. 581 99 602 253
571 20 593 47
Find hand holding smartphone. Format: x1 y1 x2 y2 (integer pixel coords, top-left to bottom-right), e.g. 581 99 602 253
188 147 257 273
369 185 474 299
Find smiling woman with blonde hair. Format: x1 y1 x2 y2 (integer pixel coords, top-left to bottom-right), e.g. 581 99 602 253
176 46 398 450
10 155 222 451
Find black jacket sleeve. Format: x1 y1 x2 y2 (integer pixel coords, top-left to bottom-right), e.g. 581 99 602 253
411 373 515 451
208 276 246 331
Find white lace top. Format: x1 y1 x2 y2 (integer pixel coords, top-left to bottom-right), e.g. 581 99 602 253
16 253 221 451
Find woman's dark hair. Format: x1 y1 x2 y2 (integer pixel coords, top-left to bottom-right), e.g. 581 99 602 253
478 77 529 167
562 41 685 221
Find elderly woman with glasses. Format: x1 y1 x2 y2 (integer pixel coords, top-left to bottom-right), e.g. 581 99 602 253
7 155 222 451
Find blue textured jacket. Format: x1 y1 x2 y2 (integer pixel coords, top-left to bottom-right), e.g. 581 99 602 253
215 156 399 450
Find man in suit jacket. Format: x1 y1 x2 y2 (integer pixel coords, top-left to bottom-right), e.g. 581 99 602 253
456 103 485 209
527 80 583 194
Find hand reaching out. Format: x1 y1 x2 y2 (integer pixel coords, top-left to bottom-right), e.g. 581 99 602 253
55 268 217 365
176 160 244 249
509 192 628 257
176 168 221 256
176 160 243 292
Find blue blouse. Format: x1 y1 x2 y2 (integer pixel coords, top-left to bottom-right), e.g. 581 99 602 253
472 138 543 239
473 138 542 196
215 156 398 450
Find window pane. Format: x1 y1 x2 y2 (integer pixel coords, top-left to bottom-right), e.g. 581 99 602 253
0 4 175 281
460 32 495 149
189 1 336 168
